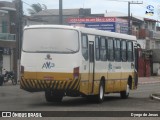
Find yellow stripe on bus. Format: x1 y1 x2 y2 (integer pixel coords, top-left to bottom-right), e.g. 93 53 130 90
21 71 135 94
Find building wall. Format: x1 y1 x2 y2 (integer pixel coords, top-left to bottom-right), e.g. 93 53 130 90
0 1 16 75
155 41 160 48
138 49 151 77
0 1 15 8
26 20 47 25
137 39 146 49
9 11 16 34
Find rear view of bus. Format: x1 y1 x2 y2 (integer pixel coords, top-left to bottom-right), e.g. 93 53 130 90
20 25 81 102
21 25 138 103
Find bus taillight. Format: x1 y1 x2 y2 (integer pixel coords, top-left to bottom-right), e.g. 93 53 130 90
73 67 79 79
21 65 24 74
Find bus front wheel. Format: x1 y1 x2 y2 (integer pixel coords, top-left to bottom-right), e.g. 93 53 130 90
45 90 63 102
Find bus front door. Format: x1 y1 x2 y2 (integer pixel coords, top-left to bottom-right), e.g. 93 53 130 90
88 41 95 94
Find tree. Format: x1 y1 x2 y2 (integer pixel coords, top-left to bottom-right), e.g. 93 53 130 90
28 3 47 15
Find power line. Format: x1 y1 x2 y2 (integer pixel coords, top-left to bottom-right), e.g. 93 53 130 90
128 1 143 35
22 1 31 7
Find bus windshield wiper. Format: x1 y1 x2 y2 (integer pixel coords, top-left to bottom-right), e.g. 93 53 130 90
65 48 76 52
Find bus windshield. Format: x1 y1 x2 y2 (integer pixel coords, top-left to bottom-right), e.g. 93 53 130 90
22 28 79 53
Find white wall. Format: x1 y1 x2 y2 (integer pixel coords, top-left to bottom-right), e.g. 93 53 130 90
137 39 146 49
2 55 11 74
153 63 160 75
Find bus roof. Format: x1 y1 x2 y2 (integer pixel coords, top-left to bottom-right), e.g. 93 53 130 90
24 25 137 41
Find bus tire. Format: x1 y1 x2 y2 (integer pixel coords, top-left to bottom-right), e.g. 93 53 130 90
45 90 63 102
120 84 129 99
95 80 104 103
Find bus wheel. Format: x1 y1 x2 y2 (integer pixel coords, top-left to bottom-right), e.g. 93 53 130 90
95 81 104 103
45 90 63 102
120 84 129 99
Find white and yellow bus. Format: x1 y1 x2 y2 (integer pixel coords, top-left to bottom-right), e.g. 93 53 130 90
20 25 138 103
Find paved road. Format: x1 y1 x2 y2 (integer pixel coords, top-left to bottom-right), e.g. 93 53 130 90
0 81 160 119
0 83 160 111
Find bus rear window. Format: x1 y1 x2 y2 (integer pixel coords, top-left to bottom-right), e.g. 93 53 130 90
22 28 79 53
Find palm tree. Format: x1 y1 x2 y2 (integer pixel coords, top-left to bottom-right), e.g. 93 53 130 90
28 3 47 15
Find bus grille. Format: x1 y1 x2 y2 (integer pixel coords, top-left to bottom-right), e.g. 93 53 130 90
20 77 80 92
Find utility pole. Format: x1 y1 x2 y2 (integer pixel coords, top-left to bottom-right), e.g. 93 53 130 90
59 0 63 25
128 1 143 35
15 0 23 59
15 0 23 81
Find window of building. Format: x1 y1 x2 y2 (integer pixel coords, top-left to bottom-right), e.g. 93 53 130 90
121 40 127 61
108 38 114 61
152 23 155 30
145 22 148 29
114 39 121 61
82 34 88 60
2 21 7 33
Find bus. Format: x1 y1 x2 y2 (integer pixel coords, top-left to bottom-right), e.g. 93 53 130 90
20 25 138 103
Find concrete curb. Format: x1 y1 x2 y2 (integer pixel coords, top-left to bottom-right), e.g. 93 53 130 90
138 81 160 85
150 94 160 101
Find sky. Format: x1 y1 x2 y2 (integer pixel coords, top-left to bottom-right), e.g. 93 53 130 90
3 0 160 20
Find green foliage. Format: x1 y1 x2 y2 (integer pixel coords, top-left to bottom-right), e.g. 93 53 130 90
28 3 47 15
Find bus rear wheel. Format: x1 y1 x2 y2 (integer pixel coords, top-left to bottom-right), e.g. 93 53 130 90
45 90 63 102
95 81 104 103
86 81 104 103
120 84 129 99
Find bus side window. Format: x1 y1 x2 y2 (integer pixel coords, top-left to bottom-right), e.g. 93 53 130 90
82 34 88 60
114 39 121 61
127 41 133 62
121 40 127 61
108 38 114 61
100 37 107 61
95 37 100 61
